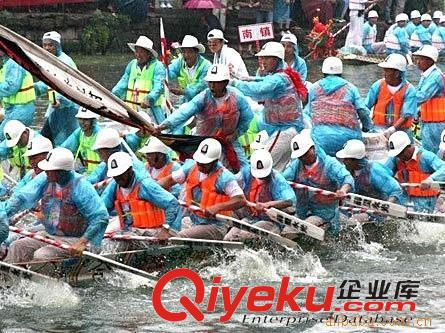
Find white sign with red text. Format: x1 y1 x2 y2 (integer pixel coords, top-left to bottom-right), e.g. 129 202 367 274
238 22 274 43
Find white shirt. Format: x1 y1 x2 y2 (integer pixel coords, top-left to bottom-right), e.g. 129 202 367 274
387 83 403 95
421 64 437 78
213 45 249 78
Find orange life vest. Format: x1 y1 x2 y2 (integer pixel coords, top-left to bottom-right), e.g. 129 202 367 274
373 80 412 128
247 178 272 216
185 165 231 217
147 162 174 181
420 73 445 122
395 151 439 197
114 183 165 229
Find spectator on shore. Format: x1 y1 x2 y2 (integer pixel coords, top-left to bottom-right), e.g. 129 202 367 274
274 0 292 35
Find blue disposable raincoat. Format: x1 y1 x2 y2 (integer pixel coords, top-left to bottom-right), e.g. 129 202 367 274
306 75 373 156
362 21 377 54
406 21 418 37
411 25 432 52
282 148 355 235
0 58 35 141
384 147 445 212
101 170 180 230
416 65 445 153
5 171 109 246
0 207 8 244
285 44 307 81
168 55 211 103
386 27 409 55
433 27 445 55
112 58 167 125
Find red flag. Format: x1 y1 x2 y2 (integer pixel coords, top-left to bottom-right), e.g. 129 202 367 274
160 17 168 66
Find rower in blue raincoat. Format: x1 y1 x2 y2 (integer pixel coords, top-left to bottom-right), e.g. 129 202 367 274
384 131 445 212
306 57 373 156
385 14 410 55
432 16 445 56
3 148 109 263
282 131 354 236
413 45 445 153
33 31 80 145
0 52 36 141
112 36 166 125
281 33 307 81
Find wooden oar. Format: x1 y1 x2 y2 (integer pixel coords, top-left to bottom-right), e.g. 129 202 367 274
9 226 158 282
401 182 445 192
246 202 325 241
93 178 111 190
178 200 299 249
3 173 17 185
0 260 60 284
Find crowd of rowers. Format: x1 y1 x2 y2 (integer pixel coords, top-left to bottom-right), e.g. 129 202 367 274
0 26 444 263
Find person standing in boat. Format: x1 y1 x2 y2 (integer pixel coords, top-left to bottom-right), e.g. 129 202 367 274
384 131 445 212
206 29 249 79
280 32 308 81
3 147 109 263
282 131 354 237
158 138 246 240
167 35 211 104
61 107 101 175
406 10 421 38
231 42 307 171
344 0 368 52
34 31 79 146
306 57 373 156
112 36 166 125
413 45 445 153
0 120 36 178
385 14 410 55
155 64 253 174
101 151 180 235
362 10 386 55
138 137 181 198
224 150 296 241
365 54 417 139
0 50 36 142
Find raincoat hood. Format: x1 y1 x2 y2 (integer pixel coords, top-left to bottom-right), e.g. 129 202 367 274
319 75 349 94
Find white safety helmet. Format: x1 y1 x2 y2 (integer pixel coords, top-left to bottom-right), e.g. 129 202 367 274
3 120 27 148
25 136 53 157
395 13 409 22
207 29 228 42
138 136 171 154
250 149 273 178
290 131 315 158
179 35 205 53
92 128 121 150
322 56 343 74
368 10 379 18
193 138 221 164
38 147 74 171
107 151 133 177
378 53 407 72
336 139 366 159
388 131 411 157
440 16 445 24
440 129 445 151
42 31 61 44
421 13 432 21
413 45 439 62
255 42 285 60
250 130 269 150
75 106 100 119
433 11 443 19
204 64 231 82
280 32 298 45
410 10 421 19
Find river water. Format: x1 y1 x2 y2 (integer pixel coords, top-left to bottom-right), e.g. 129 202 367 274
1 54 445 333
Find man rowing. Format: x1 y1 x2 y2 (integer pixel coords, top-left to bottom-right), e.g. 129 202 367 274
34 31 79 145
159 138 245 240
3 147 109 263
282 131 354 236
62 107 101 175
365 54 417 139
384 131 445 213
155 64 253 173
306 57 373 156
224 150 296 241
101 151 180 235
231 42 307 170
112 36 166 124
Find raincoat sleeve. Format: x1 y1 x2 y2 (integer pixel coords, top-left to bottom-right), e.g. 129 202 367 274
325 156 355 191
282 159 299 181
232 74 286 101
183 58 211 101
383 157 397 176
133 158 150 179
13 169 33 191
370 162 405 203
162 90 206 130
72 178 109 246
365 80 381 109
349 84 374 131
124 133 144 152
33 81 48 97
401 85 418 119
362 23 371 45
86 162 107 184
138 177 179 227
295 56 308 82
271 171 297 204
416 70 443 104
0 140 11 160
169 162 182 198
111 61 132 100
61 128 81 153
145 61 166 107
235 89 254 136
0 60 25 98
420 149 445 181
0 206 8 244
101 180 118 213
168 57 182 82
